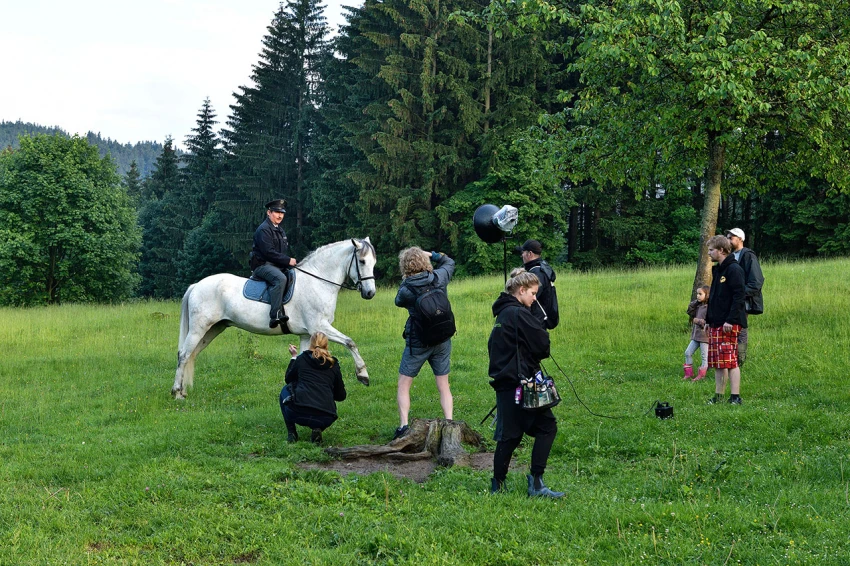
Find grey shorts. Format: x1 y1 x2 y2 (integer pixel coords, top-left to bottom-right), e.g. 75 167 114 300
399 340 452 377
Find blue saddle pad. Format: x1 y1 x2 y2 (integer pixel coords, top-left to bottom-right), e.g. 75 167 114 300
243 271 296 305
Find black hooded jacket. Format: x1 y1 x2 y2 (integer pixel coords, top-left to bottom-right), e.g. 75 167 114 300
523 258 559 329
285 351 347 418
487 293 551 392
735 247 765 314
706 254 747 328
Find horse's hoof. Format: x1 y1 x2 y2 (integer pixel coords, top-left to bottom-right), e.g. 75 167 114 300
357 375 370 386
172 389 186 400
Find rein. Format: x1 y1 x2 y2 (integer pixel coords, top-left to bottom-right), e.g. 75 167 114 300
293 240 375 291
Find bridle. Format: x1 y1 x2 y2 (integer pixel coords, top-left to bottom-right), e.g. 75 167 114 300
293 239 375 292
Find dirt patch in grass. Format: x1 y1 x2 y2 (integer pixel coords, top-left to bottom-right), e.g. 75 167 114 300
300 452 513 483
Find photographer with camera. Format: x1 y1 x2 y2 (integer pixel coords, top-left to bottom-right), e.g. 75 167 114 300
393 247 456 440
487 269 564 498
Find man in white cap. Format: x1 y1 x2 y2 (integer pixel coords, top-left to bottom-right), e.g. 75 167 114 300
725 228 764 365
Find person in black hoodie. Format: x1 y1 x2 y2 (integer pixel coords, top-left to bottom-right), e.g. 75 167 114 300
705 235 747 405
725 227 764 366
515 239 560 329
487 269 564 498
279 332 347 444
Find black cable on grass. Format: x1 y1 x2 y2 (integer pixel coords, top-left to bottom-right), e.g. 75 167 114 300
542 356 659 420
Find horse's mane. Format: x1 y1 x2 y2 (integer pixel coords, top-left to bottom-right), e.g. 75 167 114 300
299 238 374 267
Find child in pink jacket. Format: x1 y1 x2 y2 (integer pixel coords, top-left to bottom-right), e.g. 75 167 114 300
683 286 710 381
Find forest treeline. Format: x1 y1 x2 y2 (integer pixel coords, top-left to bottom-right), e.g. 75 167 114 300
1 0 849 305
0 120 174 178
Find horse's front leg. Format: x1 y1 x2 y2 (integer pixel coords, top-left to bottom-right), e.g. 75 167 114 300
318 325 370 386
299 334 311 354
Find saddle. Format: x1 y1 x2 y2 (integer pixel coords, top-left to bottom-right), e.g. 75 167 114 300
243 270 297 305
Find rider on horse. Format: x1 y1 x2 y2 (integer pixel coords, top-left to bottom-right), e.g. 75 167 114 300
251 199 297 328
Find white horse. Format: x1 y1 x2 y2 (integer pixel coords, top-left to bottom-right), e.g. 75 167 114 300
171 238 377 399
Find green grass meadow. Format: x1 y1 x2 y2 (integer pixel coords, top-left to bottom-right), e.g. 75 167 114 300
2 258 849 564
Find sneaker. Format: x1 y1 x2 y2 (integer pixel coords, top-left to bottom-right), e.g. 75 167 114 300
707 394 722 405
392 425 409 440
728 396 743 405
310 428 323 444
490 478 505 494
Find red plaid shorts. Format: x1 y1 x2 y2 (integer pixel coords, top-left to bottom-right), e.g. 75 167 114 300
708 325 741 369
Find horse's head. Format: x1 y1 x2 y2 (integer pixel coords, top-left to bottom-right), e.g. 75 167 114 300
350 237 377 299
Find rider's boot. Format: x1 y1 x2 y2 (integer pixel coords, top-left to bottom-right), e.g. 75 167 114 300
269 308 289 328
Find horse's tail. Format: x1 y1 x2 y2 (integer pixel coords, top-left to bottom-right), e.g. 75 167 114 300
179 284 194 349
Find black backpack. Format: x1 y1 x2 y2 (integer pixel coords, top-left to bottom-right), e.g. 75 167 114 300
412 285 457 346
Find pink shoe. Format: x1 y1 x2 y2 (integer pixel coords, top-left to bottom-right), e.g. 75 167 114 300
693 367 707 381
682 364 694 380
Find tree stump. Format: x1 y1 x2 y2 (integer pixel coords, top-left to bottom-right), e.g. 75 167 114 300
325 418 483 467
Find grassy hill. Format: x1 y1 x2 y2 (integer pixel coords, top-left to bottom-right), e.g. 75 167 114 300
1 258 848 564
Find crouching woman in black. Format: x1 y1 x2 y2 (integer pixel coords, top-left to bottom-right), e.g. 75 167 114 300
279 332 347 444
488 270 564 498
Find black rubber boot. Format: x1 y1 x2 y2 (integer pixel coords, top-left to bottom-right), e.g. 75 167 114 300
286 423 298 443
527 474 564 498
490 478 505 494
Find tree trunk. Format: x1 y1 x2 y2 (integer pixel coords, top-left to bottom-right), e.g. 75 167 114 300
567 205 578 262
483 23 492 133
325 418 483 468
693 132 725 296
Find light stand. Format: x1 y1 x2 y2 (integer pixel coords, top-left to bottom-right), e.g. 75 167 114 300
502 236 508 283
473 204 519 285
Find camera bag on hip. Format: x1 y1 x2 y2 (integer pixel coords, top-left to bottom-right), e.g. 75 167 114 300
513 310 560 411
413 285 456 346
520 373 561 411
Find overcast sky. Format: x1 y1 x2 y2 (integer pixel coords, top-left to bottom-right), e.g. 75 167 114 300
0 0 355 149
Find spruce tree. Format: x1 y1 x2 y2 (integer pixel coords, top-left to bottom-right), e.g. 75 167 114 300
173 98 232 290
182 98 222 219
123 160 143 206
138 137 189 297
317 0 571 275
336 0 483 274
220 0 329 257
312 4 395 244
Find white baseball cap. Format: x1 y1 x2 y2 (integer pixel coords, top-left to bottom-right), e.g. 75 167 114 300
726 228 745 241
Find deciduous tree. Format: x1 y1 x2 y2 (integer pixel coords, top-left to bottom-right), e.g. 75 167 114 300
0 135 140 305
520 0 850 287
